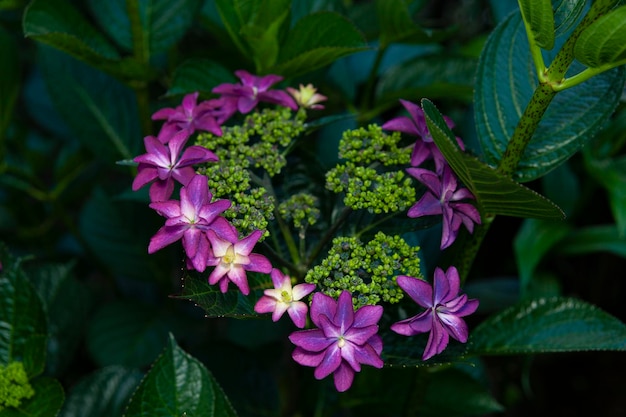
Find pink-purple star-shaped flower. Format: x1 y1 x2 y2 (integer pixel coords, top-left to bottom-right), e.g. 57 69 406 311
288 291 384 392
391 266 479 360
152 92 224 139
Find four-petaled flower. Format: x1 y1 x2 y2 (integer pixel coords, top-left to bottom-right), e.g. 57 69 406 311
407 165 481 249
391 266 479 360
206 226 272 295
288 291 384 392
254 268 316 328
152 92 224 139
148 174 231 272
132 130 218 202
212 70 297 114
382 99 464 173
286 83 327 110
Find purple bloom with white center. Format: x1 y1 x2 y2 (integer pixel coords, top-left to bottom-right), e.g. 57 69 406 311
205 226 272 295
254 268 316 328
147 174 231 272
288 291 384 392
212 70 297 114
382 99 464 173
152 92 225 139
391 266 479 360
132 130 218 202
407 165 481 249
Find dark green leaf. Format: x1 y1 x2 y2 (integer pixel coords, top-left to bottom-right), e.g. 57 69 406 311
174 270 271 318
376 55 477 105
552 0 586 37
166 58 237 97
468 297 626 355
0 245 47 378
0 377 65 417
124 334 238 417
541 160 580 216
38 46 141 162
518 0 555 49
60 366 143 417
474 12 625 182
78 188 159 282
27 263 91 376
376 0 440 47
86 301 172 368
586 152 626 236
422 99 565 219
513 219 571 295
0 27 19 140
382 330 471 367
214 0 254 58
556 225 626 258
272 12 368 78
464 277 520 314
574 5 626 68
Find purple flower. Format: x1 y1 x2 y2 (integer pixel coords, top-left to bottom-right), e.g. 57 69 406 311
152 92 224 138
288 291 384 392
391 267 479 360
254 268 316 328
212 70 297 114
205 226 272 295
148 174 231 272
407 166 481 249
132 130 218 202
382 99 464 173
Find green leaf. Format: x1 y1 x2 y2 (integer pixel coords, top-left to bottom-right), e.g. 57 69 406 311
124 334 238 417
376 0 440 47
272 12 368 78
0 27 19 140
174 271 271 318
0 245 47 378
88 0 202 55
518 0 555 49
78 188 159 282
513 219 571 295
0 377 64 417
574 5 626 68
376 55 477 105
38 46 141 162
86 301 172 368
27 263 91 376
214 0 255 58
60 366 143 417
468 297 626 355
586 151 626 237
556 225 626 258
552 0 586 38
474 12 625 182
382 331 471 367
422 99 565 219
166 59 237 97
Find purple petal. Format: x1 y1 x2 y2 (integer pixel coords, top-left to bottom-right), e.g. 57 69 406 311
289 329 333 352
206 230 233 257
381 116 419 136
245 253 272 274
407 191 442 218
310 292 337 328
254 296 277 314
258 90 298 110
149 179 174 202
167 130 192 158
178 146 218 166
152 107 176 120
423 318 450 360
314 344 342 380
399 99 426 134
390 310 433 336
182 92 199 115
335 291 355 330
182 228 203 258
270 268 288 288
237 96 258 114
396 275 433 308
292 283 316 300
170 166 196 188
407 168 442 196
208 263 229 284
352 343 384 369
255 73 283 90
148 225 185 253
433 267 454 305
287 302 309 328
292 347 325 368
271 302 289 322
234 230 263 255
132 165 158 190
207 217 238 241
188 234 210 272
367 334 383 355
333 362 355 392
454 298 479 317
438 313 469 343
344 324 379 346
226 265 250 295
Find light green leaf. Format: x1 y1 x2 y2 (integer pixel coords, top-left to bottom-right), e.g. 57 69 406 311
166 59 237 97
574 5 626 68
0 244 47 378
556 225 626 258
468 297 626 355
0 27 19 140
124 334 238 417
518 0 555 49
422 99 565 220
272 12 368 78
552 0 586 37
60 366 143 417
86 301 172 368
0 377 64 417
474 12 625 182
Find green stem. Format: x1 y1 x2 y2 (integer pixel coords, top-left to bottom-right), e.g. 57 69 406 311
359 45 387 123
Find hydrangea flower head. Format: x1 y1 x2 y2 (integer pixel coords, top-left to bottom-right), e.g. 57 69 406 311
382 99 463 173
212 70 297 114
254 268 316 328
148 174 231 272
132 130 218 202
391 266 479 360
407 165 481 249
152 92 223 138
206 225 272 295
288 291 384 392
286 83 327 110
